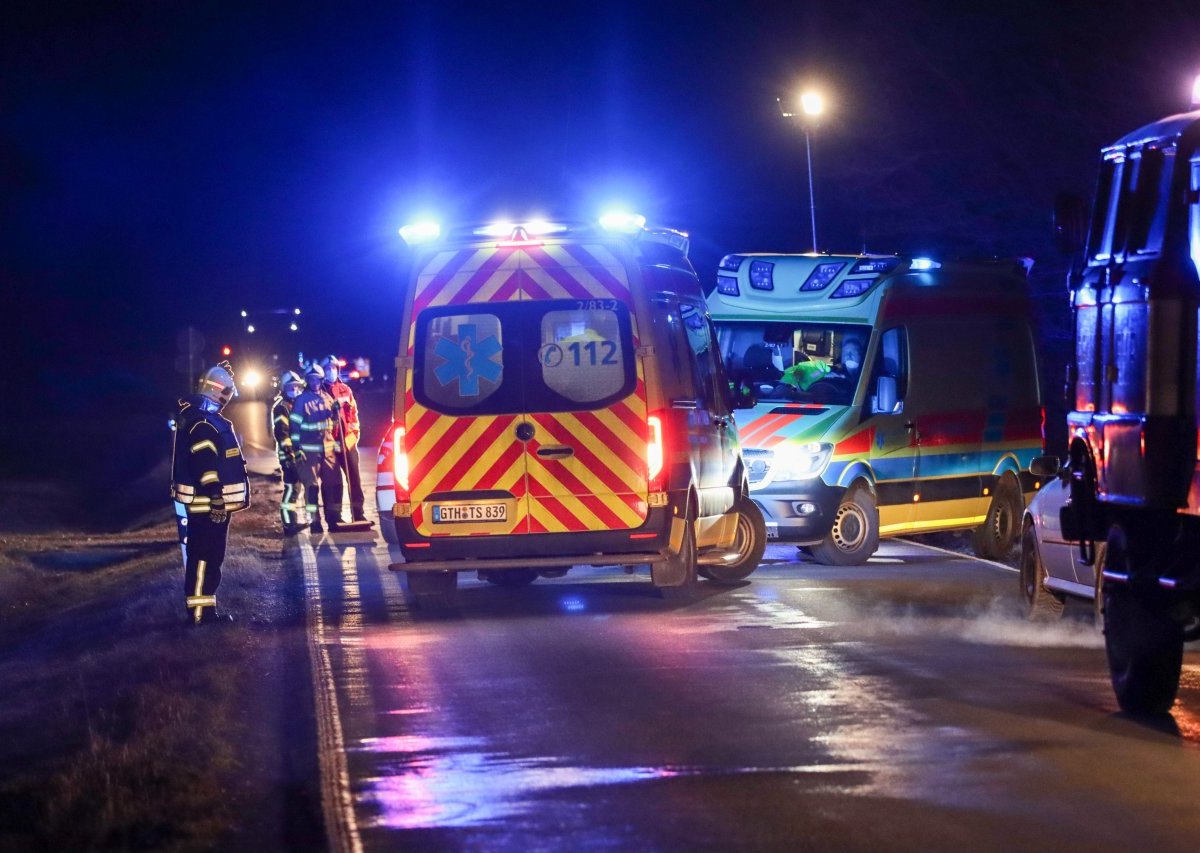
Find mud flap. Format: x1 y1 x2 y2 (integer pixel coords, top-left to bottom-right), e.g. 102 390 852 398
651 516 695 587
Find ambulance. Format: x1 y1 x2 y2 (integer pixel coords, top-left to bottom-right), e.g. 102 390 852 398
709 253 1044 564
378 215 766 606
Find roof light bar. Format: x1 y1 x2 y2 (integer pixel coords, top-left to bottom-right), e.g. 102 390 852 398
909 257 941 271
719 254 745 272
716 275 740 297
399 220 442 244
599 212 646 233
800 262 846 291
475 220 567 238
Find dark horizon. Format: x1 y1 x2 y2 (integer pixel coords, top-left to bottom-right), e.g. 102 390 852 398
4 0 1200 412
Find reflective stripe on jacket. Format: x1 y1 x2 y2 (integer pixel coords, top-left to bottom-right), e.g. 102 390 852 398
170 396 250 513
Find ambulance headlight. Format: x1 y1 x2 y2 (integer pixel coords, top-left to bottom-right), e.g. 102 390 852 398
771 442 833 481
399 220 442 244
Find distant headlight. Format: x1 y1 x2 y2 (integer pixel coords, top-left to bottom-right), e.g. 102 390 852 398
242 368 262 389
771 441 833 481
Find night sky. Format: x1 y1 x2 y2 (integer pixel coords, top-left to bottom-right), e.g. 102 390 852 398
3 0 1200 436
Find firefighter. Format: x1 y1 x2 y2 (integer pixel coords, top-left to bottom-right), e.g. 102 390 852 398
290 363 344 533
320 355 372 526
272 370 308 535
170 361 249 625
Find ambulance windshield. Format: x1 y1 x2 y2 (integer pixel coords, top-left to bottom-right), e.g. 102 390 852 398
715 321 871 406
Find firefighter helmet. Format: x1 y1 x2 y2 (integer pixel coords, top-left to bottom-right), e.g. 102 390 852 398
319 355 340 382
197 361 238 408
280 370 304 400
304 362 324 390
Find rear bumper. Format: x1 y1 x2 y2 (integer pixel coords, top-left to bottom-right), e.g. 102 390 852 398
391 506 674 572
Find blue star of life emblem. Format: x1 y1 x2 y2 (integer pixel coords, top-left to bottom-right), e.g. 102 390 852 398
433 323 503 397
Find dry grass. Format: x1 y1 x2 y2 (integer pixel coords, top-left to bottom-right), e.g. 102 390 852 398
0 474 318 851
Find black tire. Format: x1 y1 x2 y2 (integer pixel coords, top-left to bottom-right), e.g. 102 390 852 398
810 487 878 566
653 518 698 595
483 568 538 588
1102 526 1183 715
1019 522 1065 621
701 498 768 585
972 476 1022 560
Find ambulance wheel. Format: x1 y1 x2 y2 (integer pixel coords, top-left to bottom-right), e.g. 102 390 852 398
654 518 698 597
404 571 457 611
972 476 1022 560
1019 522 1064 621
810 487 878 566
484 568 538 588
701 498 767 585
381 515 399 545
1103 526 1183 715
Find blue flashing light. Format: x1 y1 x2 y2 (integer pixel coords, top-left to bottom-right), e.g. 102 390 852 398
475 219 567 238
849 257 899 274
718 254 745 272
749 260 775 291
830 278 876 299
599 212 646 232
399 220 441 244
716 275 740 296
800 262 846 291
909 257 941 271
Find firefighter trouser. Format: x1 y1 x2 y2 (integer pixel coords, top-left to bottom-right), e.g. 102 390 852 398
337 445 366 520
299 453 344 525
279 462 306 529
184 513 229 622
174 500 189 564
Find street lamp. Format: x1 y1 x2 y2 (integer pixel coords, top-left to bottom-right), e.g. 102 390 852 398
778 89 826 252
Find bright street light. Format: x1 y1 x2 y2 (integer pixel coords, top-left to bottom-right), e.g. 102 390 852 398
778 88 828 253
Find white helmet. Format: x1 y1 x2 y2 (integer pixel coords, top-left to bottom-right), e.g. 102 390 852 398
319 354 340 382
280 370 304 400
197 361 238 408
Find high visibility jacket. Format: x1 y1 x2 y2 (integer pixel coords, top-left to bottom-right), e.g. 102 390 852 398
271 395 297 463
324 380 361 452
290 388 338 462
171 395 249 514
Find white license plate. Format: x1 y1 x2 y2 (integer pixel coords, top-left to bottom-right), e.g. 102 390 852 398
432 503 507 523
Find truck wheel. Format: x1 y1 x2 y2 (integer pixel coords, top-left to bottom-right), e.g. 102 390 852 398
810 487 878 566
972 477 1022 560
1102 526 1183 715
404 571 457 612
483 568 538 588
701 497 767 585
654 518 698 597
1019 522 1064 621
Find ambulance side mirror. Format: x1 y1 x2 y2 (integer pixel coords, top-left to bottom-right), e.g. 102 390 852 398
872 375 898 414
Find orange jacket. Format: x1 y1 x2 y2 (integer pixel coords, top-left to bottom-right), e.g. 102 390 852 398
324 379 361 451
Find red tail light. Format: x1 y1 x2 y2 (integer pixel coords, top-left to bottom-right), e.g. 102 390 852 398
647 413 666 491
392 423 410 500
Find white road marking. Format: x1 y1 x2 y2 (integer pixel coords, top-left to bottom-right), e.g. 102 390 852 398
301 539 364 853
895 538 1019 574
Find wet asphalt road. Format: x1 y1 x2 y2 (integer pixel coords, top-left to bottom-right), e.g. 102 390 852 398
281 485 1200 851
225 399 1200 850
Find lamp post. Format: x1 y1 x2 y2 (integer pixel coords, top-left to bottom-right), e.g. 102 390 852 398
778 89 826 253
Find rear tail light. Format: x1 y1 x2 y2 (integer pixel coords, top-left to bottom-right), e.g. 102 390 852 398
647 414 665 491
392 423 410 499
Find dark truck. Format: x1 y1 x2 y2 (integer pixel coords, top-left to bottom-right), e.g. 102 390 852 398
1045 94 1200 713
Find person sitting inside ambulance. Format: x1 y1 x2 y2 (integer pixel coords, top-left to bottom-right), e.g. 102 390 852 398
743 344 783 383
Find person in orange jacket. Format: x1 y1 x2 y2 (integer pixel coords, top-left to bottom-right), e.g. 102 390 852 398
320 355 372 525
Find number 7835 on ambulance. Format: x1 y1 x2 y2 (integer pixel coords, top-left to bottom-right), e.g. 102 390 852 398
709 252 1045 565
375 215 768 604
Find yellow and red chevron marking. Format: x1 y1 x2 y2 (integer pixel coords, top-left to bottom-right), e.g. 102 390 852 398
410 243 632 343
404 389 529 537
524 389 650 533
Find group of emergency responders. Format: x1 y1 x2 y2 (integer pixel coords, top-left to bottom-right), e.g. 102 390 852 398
169 355 369 626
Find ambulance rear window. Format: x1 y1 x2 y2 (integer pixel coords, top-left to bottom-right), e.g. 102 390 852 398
413 299 636 416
